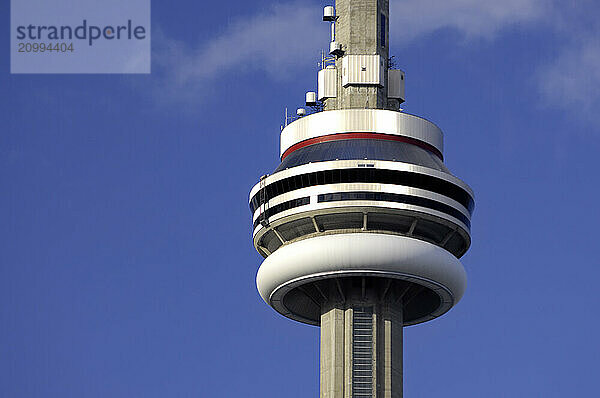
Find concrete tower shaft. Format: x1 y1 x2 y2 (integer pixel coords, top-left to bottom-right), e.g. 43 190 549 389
321 302 402 398
323 0 398 111
335 0 389 56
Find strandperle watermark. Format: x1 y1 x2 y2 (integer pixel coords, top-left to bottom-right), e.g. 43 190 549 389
16 20 147 47
11 0 150 74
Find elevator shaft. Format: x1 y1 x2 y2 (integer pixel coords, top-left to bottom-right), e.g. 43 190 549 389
321 299 403 398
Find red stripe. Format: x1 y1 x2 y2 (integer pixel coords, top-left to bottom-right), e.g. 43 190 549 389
281 132 444 161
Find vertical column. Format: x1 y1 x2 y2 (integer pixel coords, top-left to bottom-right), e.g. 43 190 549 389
321 305 346 398
335 0 388 56
344 307 354 398
376 303 403 398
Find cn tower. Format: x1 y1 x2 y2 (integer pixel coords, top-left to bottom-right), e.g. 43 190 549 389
249 1 474 396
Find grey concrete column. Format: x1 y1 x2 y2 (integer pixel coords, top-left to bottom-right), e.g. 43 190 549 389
320 299 403 398
335 0 389 57
321 305 346 398
376 303 403 398
325 0 390 111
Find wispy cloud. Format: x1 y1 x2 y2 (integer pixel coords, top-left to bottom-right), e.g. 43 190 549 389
533 1 600 124
537 37 600 124
151 2 327 102
150 0 600 124
390 0 549 43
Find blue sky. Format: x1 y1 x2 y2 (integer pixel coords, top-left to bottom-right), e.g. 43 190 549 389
2 0 600 397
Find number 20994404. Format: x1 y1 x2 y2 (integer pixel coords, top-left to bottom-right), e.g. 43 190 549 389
18 42 74 53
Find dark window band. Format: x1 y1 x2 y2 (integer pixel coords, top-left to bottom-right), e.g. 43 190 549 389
253 197 310 229
380 14 386 47
250 168 474 216
281 132 442 161
318 191 471 228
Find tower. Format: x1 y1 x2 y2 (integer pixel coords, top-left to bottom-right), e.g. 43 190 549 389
249 1 474 397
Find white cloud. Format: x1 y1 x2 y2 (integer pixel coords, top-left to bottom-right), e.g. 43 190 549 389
531 0 600 123
390 0 549 43
151 2 327 101
537 37 600 123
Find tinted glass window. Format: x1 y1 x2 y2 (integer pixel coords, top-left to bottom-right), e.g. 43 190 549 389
380 14 386 47
317 191 470 228
253 197 310 229
367 213 413 233
276 217 317 241
315 213 363 231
